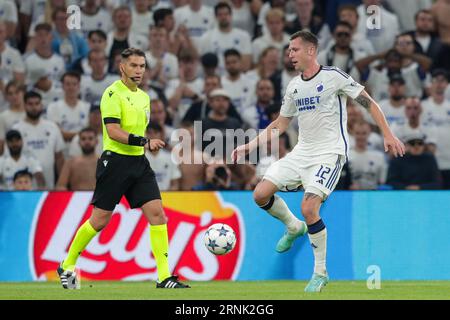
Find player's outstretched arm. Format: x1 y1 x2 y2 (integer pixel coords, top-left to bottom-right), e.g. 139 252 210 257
354 90 406 157
231 115 292 163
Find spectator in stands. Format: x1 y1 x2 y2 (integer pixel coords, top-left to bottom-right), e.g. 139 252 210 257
174 0 215 50
13 91 65 189
254 132 291 182
199 2 253 72
145 26 179 89
149 99 174 145
406 9 443 65
391 97 437 153
318 20 363 81
387 0 432 32
431 0 450 72
230 0 255 38
0 21 25 95
193 160 237 191
421 70 450 189
247 46 281 84
0 130 45 190
252 8 289 65
13 170 34 191
285 0 332 50
356 44 428 101
56 127 98 191
80 49 119 107
51 8 89 70
0 0 18 41
80 0 113 37
347 99 383 152
201 52 219 77
348 121 387 190
47 72 90 153
171 121 208 190
386 132 441 190
69 105 103 158
270 45 297 104
242 79 277 129
201 88 242 160
18 0 47 51
73 30 108 75
131 0 154 38
256 0 289 37
106 6 148 72
24 23 65 100
166 48 203 124
378 74 407 127
183 74 242 123
0 82 26 155
337 4 375 56
145 122 181 191
356 0 400 54
221 49 256 113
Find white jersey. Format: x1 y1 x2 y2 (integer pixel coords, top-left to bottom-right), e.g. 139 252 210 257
80 74 120 106
131 8 154 38
251 33 290 64
0 154 43 190
25 53 65 88
221 74 257 113
46 99 90 134
12 119 65 189
420 98 450 170
348 148 387 190
145 51 179 81
80 8 113 37
378 99 406 127
145 150 181 191
280 66 364 158
165 77 204 122
391 121 438 145
174 5 215 50
199 27 252 74
0 45 25 83
0 109 25 139
348 132 384 152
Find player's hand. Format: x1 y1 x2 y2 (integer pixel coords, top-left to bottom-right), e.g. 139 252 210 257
231 144 251 163
148 139 165 151
384 134 405 157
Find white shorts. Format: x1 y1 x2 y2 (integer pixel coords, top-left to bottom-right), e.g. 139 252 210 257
263 152 346 200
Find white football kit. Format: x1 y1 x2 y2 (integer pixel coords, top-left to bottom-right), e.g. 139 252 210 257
264 66 365 198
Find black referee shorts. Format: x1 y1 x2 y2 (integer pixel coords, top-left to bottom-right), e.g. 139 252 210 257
91 150 161 211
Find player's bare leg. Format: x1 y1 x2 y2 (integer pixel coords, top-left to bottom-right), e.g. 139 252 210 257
57 207 111 289
254 179 307 252
301 192 329 292
141 199 190 288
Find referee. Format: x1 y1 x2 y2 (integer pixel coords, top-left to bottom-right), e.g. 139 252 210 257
57 48 189 289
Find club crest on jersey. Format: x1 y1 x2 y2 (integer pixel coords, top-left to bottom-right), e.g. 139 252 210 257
316 82 324 92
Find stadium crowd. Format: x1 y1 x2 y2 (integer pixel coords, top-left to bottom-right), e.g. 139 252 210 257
0 0 449 192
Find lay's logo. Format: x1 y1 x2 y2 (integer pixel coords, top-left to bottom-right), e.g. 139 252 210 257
31 192 245 281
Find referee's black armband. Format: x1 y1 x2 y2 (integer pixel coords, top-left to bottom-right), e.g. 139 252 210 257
128 134 148 146
104 117 121 124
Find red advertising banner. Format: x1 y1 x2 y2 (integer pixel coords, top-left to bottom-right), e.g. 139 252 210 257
32 192 245 281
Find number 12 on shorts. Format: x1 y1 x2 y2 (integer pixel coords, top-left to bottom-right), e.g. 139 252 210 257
315 165 331 186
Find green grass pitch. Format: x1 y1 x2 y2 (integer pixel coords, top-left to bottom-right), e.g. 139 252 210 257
0 281 449 300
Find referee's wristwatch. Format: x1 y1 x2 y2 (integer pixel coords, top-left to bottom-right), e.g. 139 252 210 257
128 134 149 146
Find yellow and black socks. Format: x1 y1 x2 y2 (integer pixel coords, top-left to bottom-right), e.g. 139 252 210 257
150 224 171 282
62 220 98 272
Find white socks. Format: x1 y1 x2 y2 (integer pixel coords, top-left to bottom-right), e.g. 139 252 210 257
308 227 327 276
262 195 302 234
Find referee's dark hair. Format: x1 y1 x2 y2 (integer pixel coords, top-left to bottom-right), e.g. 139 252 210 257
24 91 42 103
121 48 146 61
290 30 319 49
146 122 163 133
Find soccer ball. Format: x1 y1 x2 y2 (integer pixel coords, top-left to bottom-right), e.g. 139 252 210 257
203 223 237 255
